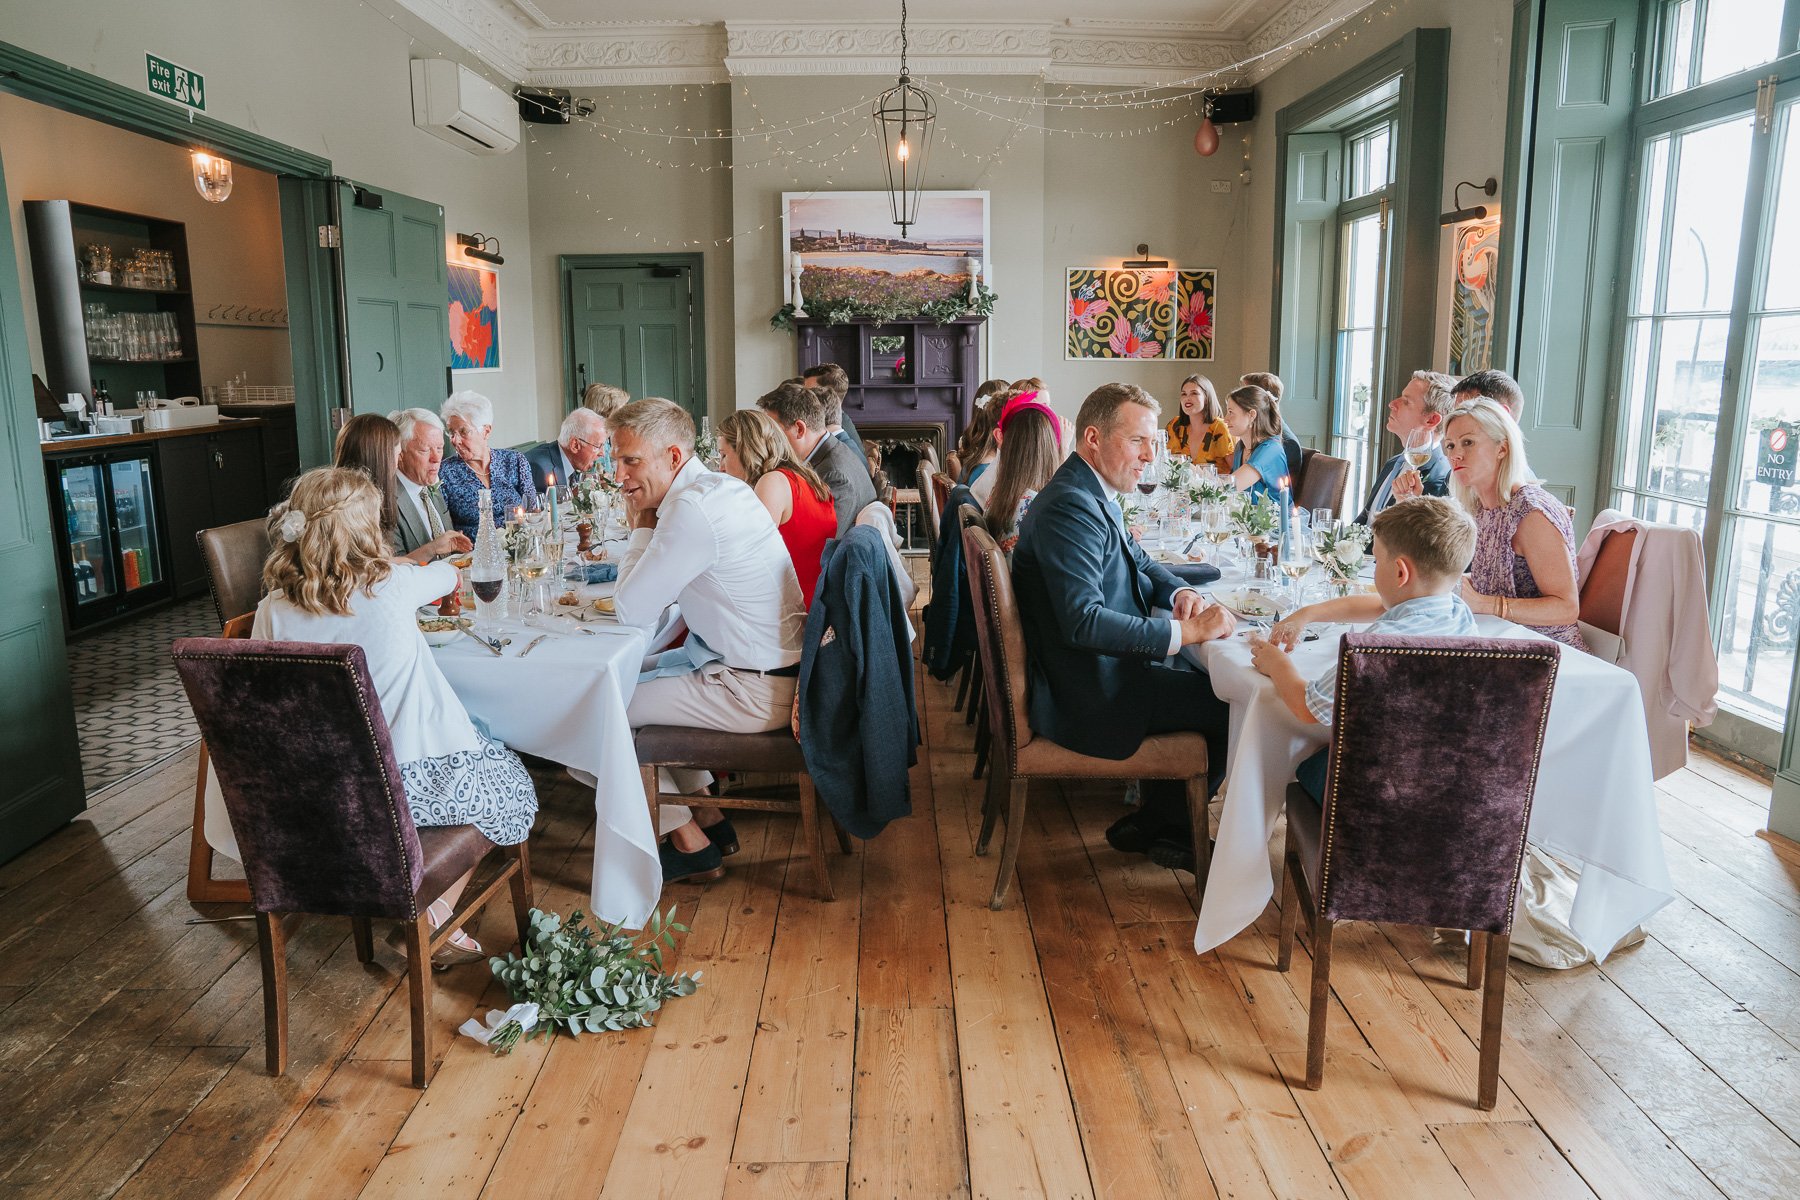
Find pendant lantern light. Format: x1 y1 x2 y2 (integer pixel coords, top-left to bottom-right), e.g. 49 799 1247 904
871 0 935 234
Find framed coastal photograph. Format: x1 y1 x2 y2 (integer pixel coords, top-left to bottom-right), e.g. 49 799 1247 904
783 190 989 310
448 260 501 371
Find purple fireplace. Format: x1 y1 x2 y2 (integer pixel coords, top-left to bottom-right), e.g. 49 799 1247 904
794 317 983 489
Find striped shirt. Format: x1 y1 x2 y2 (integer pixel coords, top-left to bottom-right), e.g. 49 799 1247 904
1302 593 1477 725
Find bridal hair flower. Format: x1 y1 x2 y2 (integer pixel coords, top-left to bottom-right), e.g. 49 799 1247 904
278 509 307 543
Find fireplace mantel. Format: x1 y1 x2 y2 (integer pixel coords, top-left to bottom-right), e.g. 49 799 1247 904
793 317 984 454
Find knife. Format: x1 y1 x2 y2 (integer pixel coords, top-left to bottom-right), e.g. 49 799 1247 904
456 625 503 656
517 633 550 658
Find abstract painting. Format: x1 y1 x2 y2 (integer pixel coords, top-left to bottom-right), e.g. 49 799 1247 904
1174 270 1216 360
448 261 500 371
784 191 989 309
1447 218 1499 376
1065 268 1216 360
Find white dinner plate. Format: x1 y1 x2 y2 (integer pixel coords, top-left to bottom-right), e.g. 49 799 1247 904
1211 588 1283 621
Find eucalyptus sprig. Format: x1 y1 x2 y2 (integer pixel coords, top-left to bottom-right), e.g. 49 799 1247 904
1313 521 1373 582
1185 476 1235 508
480 907 701 1054
1231 492 1279 541
769 283 998 331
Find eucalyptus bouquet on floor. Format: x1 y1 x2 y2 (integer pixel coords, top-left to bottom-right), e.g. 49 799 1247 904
470 907 701 1054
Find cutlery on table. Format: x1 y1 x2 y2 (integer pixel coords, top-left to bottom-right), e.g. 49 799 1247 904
517 634 550 657
456 625 504 656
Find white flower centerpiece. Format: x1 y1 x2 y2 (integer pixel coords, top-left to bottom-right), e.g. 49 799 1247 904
1314 521 1372 593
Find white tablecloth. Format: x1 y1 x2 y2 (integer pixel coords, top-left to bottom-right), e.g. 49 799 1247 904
1184 613 1675 961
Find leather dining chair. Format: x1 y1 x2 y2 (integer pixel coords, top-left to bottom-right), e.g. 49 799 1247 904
198 518 271 629
186 519 273 904
1294 448 1351 519
1277 632 1560 1109
961 523 1212 910
1577 524 1639 664
171 636 534 1088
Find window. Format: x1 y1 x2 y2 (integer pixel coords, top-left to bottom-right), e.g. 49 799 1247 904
1611 7 1800 729
1330 123 1395 504
1654 0 1789 99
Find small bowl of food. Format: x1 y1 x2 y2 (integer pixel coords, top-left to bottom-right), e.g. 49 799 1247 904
417 613 463 647
591 595 616 615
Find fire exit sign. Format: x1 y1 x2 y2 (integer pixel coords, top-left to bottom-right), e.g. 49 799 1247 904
145 54 205 112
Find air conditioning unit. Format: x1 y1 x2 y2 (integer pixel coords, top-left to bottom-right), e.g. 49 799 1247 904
410 60 520 156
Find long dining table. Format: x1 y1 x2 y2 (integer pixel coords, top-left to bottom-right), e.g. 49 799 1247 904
1180 602 1676 963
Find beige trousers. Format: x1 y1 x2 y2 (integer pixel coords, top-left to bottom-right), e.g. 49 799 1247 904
628 661 797 833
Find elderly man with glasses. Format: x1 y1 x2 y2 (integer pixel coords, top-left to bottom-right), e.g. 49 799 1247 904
526 406 612 492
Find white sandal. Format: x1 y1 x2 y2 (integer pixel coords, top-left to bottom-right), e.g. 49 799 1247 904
426 899 484 968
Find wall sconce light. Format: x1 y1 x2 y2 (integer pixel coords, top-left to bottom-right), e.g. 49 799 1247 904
1122 243 1170 269
456 232 504 265
1440 177 1499 225
191 151 233 203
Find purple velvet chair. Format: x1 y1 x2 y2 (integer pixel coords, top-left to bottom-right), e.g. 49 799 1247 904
171 636 534 1088
1277 632 1560 1109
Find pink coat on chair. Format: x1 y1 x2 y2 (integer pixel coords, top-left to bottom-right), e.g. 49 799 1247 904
1576 510 1718 779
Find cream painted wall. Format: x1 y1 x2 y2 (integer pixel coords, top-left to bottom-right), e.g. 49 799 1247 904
1240 0 1516 387
523 84 734 433
0 92 293 395
0 0 542 442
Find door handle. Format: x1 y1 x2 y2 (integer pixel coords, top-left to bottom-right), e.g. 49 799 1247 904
375 351 385 372
213 450 225 469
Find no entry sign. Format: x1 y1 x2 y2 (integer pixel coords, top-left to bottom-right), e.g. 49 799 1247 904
1758 423 1794 488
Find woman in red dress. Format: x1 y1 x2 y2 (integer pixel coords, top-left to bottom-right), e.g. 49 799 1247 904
718 409 837 608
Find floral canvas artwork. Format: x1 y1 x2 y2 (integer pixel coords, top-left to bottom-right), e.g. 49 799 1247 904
449 261 500 371
1065 268 1216 360
1174 270 1216 360
1448 218 1499 375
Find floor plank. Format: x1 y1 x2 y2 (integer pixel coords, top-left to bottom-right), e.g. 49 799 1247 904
722 1161 849 1199
1431 1121 1599 1200
849 1007 969 1199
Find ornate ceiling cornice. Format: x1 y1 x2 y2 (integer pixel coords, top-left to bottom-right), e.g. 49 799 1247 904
386 0 1361 88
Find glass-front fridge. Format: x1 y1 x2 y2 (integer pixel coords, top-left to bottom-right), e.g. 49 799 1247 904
47 448 171 631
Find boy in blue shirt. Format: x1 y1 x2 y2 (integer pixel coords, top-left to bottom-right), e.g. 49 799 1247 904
1249 497 1479 798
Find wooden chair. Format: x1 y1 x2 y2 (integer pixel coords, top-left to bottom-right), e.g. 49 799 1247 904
187 519 272 904
1277 633 1560 1109
961 524 1212 909
636 728 851 901
1577 525 1638 663
171 636 534 1088
1294 448 1351 518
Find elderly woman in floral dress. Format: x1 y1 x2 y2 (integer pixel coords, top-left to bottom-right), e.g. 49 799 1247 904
437 390 539 538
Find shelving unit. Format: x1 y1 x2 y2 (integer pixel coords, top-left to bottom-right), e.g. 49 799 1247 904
23 200 202 405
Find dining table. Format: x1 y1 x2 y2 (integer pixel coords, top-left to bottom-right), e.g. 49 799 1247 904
1177 580 1675 963
429 575 660 928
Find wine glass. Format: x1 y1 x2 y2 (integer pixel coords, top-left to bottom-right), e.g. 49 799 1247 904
1278 521 1312 612
1201 503 1234 567
517 530 557 623
1400 427 1435 494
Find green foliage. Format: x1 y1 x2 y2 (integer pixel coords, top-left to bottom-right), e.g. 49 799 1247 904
770 283 998 332
1231 491 1279 540
869 335 906 354
482 907 701 1054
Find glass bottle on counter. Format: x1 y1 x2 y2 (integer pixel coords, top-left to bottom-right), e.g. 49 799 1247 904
470 487 508 620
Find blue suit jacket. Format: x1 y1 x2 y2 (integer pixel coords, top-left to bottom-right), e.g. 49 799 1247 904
1012 454 1190 760
1354 447 1452 525
523 441 571 493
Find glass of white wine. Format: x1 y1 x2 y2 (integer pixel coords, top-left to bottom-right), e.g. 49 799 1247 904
517 530 557 623
1400 427 1435 495
1278 523 1313 611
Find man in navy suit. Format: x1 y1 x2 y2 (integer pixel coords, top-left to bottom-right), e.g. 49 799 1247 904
1353 370 1457 525
1012 382 1237 867
525 407 609 493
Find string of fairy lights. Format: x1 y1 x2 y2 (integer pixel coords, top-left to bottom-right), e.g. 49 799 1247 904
355 0 1400 249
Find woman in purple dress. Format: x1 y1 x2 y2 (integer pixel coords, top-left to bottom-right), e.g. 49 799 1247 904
1443 398 1587 650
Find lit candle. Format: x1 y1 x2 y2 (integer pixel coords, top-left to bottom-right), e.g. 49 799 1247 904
547 471 559 531
1278 476 1292 540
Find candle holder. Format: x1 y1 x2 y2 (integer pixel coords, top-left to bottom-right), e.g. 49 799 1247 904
790 253 808 318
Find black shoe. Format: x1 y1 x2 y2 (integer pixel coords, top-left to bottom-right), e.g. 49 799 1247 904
1146 837 1197 875
1105 808 1181 855
660 839 725 884
701 817 739 857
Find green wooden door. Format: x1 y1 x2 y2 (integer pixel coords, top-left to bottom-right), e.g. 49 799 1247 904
1277 132 1342 446
0 146 86 859
569 264 697 419
339 182 449 416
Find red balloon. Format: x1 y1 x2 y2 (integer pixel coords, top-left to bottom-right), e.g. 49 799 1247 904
1194 117 1220 157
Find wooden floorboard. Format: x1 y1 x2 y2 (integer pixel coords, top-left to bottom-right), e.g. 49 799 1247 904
5 655 1800 1199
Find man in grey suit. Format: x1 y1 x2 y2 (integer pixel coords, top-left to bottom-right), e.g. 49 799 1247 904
391 407 470 560
800 361 866 467
758 380 876 537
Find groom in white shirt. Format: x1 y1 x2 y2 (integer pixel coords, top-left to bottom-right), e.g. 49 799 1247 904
611 398 807 882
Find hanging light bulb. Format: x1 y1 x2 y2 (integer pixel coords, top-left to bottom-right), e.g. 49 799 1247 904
191 151 234 202
1193 96 1220 157
871 0 935 234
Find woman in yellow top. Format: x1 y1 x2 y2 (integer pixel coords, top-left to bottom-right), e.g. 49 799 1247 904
1165 374 1234 469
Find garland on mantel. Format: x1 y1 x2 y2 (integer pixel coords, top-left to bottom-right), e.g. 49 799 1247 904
770 283 998 333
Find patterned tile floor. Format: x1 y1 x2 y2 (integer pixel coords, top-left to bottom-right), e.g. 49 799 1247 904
68 595 221 795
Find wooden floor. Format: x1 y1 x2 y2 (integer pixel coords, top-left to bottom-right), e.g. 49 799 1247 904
4 667 1800 1199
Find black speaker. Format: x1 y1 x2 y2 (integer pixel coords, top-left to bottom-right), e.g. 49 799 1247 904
517 88 572 124
1210 88 1257 126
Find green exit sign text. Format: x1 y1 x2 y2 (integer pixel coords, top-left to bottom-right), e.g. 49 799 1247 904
145 54 205 112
